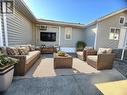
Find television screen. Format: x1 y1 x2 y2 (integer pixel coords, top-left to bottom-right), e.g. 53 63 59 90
40 32 56 42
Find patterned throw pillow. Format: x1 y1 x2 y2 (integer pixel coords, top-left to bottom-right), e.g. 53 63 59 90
29 45 35 51
18 47 29 55
6 47 20 55
20 45 31 52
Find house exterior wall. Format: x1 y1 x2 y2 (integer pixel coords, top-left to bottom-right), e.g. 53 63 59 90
84 24 96 47
6 10 33 46
96 11 127 49
36 25 84 48
60 27 84 47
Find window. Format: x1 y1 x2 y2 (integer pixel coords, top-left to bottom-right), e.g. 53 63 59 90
114 29 120 40
0 0 14 14
109 27 120 40
65 27 72 40
119 16 125 25
6 1 13 13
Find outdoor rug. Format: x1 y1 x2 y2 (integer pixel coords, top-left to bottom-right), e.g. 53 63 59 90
1 71 125 95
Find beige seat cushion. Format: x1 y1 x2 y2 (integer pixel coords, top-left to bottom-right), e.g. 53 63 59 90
26 51 40 64
87 55 97 62
76 51 83 56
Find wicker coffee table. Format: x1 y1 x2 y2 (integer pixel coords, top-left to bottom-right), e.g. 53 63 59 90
54 53 73 69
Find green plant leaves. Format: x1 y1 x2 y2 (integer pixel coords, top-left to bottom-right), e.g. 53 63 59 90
0 54 18 67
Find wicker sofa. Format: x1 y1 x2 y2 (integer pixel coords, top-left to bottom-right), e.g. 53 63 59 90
9 50 40 76
87 48 115 70
0 46 41 76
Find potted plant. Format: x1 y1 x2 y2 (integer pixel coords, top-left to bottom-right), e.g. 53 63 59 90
57 51 66 56
76 41 86 51
0 54 18 92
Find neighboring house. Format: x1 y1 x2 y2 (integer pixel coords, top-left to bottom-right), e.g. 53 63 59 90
0 0 127 52
84 8 127 49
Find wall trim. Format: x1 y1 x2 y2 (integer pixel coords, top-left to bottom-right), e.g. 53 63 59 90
0 16 3 46
94 23 98 49
3 2 8 46
58 26 61 46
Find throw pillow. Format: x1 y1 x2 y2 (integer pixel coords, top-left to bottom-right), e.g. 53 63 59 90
28 45 35 51
18 47 29 55
97 48 107 54
20 45 31 52
106 48 112 54
84 47 93 50
6 47 20 55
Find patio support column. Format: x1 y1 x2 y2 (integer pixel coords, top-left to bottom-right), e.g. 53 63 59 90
0 16 3 46
3 2 8 46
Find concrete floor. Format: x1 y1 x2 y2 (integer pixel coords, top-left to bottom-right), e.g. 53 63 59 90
2 54 125 95
14 54 125 79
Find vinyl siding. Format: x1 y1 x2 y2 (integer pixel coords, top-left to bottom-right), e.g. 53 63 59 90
84 24 96 47
60 27 84 47
96 11 127 49
6 10 33 46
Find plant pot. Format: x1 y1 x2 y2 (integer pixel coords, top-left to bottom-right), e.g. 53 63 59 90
0 65 14 92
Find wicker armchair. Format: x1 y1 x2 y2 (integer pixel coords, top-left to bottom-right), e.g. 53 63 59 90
87 49 115 70
76 49 97 61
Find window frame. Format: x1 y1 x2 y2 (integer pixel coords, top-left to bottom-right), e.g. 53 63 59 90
65 27 72 40
109 27 116 40
109 27 120 40
119 16 126 25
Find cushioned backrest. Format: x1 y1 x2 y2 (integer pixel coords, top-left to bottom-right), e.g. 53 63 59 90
97 48 112 54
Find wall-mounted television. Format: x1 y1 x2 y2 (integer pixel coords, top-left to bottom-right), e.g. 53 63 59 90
40 32 56 42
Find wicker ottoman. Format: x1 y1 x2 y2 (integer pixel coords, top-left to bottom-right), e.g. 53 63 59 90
54 53 73 69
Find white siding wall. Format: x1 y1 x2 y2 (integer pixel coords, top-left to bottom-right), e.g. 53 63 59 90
6 10 33 46
60 27 84 47
96 12 127 49
84 24 96 47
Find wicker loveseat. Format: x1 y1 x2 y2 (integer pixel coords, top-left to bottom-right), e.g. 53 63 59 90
87 48 115 70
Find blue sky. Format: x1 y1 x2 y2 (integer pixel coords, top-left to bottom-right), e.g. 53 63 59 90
24 0 127 24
